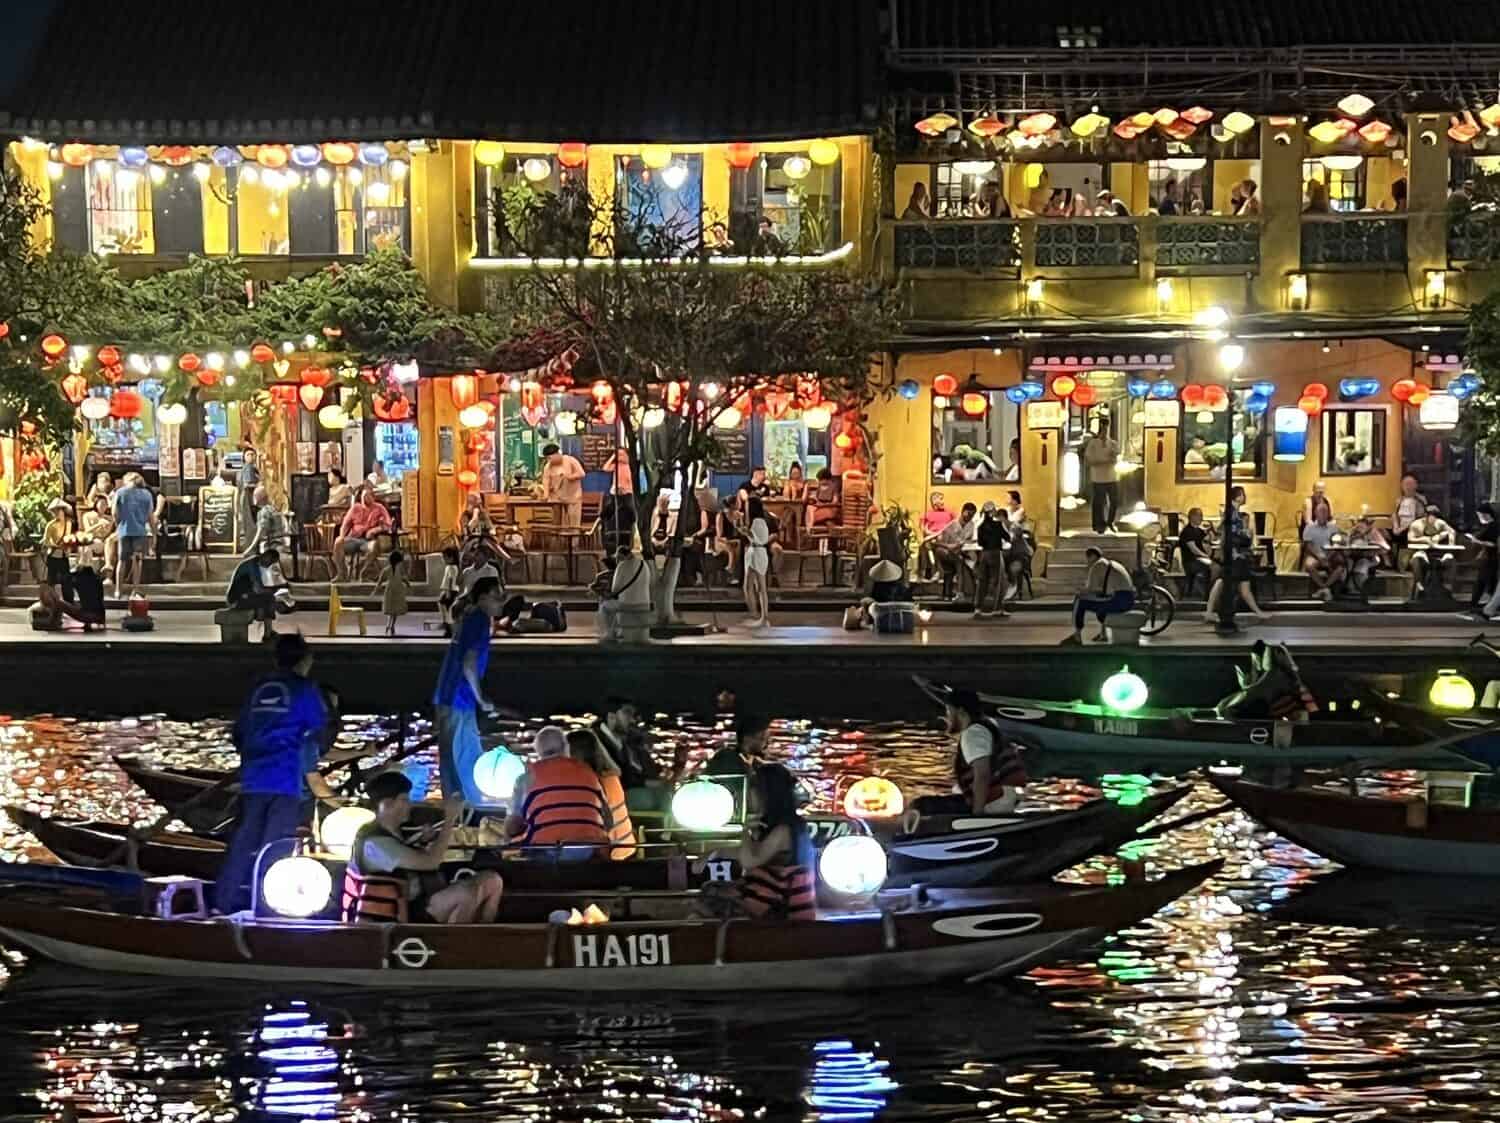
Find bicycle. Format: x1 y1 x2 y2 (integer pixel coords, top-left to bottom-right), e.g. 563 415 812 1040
1130 531 1177 637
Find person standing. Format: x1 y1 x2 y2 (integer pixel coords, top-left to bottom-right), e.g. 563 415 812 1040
241 485 289 559
0 497 13 604
235 449 260 553
41 498 76 604
912 690 1027 816
213 633 338 914
1203 486 1271 622
432 576 507 804
1469 504 1499 612
374 549 410 637
972 502 1012 619
743 517 771 627
1084 423 1119 533
541 443 586 527
112 472 156 599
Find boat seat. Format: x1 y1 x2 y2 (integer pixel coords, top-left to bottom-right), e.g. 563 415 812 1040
147 875 208 920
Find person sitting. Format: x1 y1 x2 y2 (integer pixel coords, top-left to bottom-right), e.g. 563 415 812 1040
325 468 353 509
226 548 291 643
742 465 773 499
1184 436 1209 466
1300 507 1346 601
1216 641 1318 721
727 763 816 920
703 711 772 818
858 558 911 628
1299 480 1333 532
341 771 505 924
912 689 1027 817
78 495 115 573
1408 504 1458 597
84 470 115 509
593 696 682 816
781 462 807 501
334 487 393 581
1177 506 1214 595
806 469 841 532
566 727 635 860
1069 546 1134 644
919 492 954 579
504 725 611 856
932 502 978 600
1347 515 1390 596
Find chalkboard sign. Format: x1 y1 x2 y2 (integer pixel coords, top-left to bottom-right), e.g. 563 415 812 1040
198 486 237 552
712 425 751 474
580 429 617 472
290 473 331 538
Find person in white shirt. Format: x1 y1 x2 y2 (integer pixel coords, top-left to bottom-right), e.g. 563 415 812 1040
1300 510 1346 601
1392 472 1425 558
932 502 978 600
910 690 1027 817
1069 547 1135 643
1407 505 1457 597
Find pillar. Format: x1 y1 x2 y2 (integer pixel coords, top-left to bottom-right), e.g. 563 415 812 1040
1404 113 1449 302
1253 119 1304 313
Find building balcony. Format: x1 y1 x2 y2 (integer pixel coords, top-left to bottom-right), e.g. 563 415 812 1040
1448 211 1500 266
892 219 1020 273
1155 216 1260 273
1300 214 1407 270
1034 217 1139 270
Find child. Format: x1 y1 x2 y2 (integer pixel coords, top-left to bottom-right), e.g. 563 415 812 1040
437 545 461 637
374 549 410 637
744 517 771 627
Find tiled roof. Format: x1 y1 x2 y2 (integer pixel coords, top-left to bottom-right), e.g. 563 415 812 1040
0 0 881 144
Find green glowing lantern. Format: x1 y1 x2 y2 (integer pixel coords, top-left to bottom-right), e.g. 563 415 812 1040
1429 670 1475 712
1101 666 1149 714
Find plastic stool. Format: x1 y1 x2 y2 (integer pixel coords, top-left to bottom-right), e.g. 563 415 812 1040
147 875 207 919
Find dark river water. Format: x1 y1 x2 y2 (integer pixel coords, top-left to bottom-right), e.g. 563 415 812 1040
1 712 1498 1121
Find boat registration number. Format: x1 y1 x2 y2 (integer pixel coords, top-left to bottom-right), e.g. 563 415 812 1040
1092 718 1138 736
573 932 672 968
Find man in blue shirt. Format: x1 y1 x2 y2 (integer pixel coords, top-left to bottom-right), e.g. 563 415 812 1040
432 576 507 804
214 633 337 913
111 472 157 599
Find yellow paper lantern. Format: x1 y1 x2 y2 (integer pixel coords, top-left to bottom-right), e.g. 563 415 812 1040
1429 670 1475 711
807 139 839 166
640 145 672 169
782 155 812 180
843 776 905 820
459 404 491 429
1222 111 1256 136
803 405 832 430
474 141 506 167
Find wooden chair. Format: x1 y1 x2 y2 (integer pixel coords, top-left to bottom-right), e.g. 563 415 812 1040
801 475 873 587
301 520 338 581
524 504 568 583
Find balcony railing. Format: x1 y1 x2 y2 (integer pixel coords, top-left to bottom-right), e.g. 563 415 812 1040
1300 214 1407 269
892 219 1021 272
1034 217 1139 269
1156 216 1260 272
1449 211 1500 265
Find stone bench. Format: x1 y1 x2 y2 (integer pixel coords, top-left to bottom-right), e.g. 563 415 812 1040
1105 609 1147 646
213 606 255 643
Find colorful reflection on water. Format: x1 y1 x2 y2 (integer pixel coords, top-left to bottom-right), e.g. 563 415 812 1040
0 714 1498 1120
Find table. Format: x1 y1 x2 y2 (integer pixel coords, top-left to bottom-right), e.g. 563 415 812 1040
1325 541 1385 604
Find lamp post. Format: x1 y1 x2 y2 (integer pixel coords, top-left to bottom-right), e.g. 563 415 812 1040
1216 341 1245 636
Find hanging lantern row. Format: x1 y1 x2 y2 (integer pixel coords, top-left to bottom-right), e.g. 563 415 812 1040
915 105 1256 146
42 139 410 174
474 139 839 176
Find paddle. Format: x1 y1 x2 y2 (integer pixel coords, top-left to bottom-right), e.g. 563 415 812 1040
1135 801 1234 841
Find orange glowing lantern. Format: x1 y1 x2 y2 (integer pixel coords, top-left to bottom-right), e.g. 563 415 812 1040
520 380 544 410
456 468 479 488
968 113 1006 138
322 142 357 166
60 373 88 405
195 368 220 387
110 389 143 420
1202 384 1228 409
933 373 959 397
256 144 290 169
1390 378 1417 403
1051 374 1077 399
60 143 92 167
590 380 617 425
158 146 193 166
842 776 905 820
1298 394 1323 416
269 384 299 406
834 431 854 451
1181 383 1206 408
298 384 324 412
1302 382 1329 401
178 352 201 373
725 142 756 169
557 142 587 168
450 373 479 409
96 345 120 368
100 362 123 384
299 365 332 389
1408 384 1431 406
0 322 9 340
1072 384 1098 407
960 390 988 416
250 342 275 364
372 393 411 422
665 381 687 414
40 334 67 360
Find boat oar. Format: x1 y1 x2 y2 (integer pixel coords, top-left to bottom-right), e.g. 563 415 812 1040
1135 802 1234 841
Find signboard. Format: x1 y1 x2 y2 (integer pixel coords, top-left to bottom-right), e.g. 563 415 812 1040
158 423 180 477
437 425 456 473
1026 401 1064 429
580 429 617 472
289 473 331 537
295 442 317 475
712 424 751 474
197 485 236 552
1143 399 1182 428
318 442 342 474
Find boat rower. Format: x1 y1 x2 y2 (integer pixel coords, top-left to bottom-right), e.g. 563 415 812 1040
914 689 1027 816
342 771 504 924
1216 641 1318 722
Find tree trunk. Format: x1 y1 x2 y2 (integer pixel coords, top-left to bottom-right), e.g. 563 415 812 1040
652 554 682 626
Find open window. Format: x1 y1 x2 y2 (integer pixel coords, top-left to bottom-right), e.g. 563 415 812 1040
1322 405 1387 476
932 390 1022 483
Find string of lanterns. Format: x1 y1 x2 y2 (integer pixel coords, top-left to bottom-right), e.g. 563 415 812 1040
33 138 412 186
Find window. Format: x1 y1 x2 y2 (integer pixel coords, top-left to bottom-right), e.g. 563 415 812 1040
1147 160 1210 215
1178 392 1266 481
932 391 1022 483
754 151 840 253
619 154 703 245
1323 406 1386 475
932 161 1007 218
1302 159 1366 212
1057 25 1101 47
474 152 589 257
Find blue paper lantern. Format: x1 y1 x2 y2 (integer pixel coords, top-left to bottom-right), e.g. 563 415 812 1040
1126 377 1152 399
1019 381 1045 400
359 143 390 167
897 379 920 401
1273 406 1308 461
291 144 322 168
211 145 243 168
1005 386 1028 405
118 146 148 169
1245 393 1270 416
1339 378 1379 401
1149 379 1177 399
1450 373 1480 400
1252 380 1276 399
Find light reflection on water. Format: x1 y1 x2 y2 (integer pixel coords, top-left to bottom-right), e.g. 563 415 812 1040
0 714 1499 1120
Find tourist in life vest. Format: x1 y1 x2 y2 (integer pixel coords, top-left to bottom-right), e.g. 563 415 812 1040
566 727 636 859
214 633 340 914
730 763 817 921
341 771 504 924
913 689 1028 816
503 726 612 856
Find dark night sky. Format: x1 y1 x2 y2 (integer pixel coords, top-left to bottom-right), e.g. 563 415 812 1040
0 2 54 104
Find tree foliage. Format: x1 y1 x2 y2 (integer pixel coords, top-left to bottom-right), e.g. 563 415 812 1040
1462 289 1500 455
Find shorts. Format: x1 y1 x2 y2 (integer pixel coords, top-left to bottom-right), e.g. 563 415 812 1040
119 536 148 564
343 538 370 555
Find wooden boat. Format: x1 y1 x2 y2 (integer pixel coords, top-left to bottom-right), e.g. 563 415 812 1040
916 677 1494 776
1208 773 1500 876
11 786 1191 891
0 860 1221 990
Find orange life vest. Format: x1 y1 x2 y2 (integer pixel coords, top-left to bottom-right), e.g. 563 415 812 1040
517 757 610 848
737 824 817 921
600 772 636 860
340 822 409 924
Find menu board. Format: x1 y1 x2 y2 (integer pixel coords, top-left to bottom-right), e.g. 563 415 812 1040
290 474 331 537
197 485 236 552
712 425 750 474
580 429 617 472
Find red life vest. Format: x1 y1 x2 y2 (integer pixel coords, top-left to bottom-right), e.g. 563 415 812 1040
340 822 409 924
954 719 1028 805
600 772 636 860
517 757 610 848
736 822 817 921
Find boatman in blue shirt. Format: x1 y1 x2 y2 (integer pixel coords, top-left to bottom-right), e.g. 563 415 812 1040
214 632 339 913
432 576 510 804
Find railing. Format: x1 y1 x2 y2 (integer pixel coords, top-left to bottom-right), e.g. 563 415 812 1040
1300 214 1407 269
1448 211 1500 265
1034 217 1139 268
892 219 1020 272
1156 217 1260 272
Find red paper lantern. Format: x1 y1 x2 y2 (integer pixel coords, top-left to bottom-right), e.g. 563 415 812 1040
299 365 332 389
110 389 143 420
372 394 411 422
1072 384 1098 407
1202 384 1228 409
0 322 9 340
269 384 299 406
1302 382 1329 402
1051 375 1077 399
450 373 479 409
251 342 275 364
726 142 756 169
40 334 67 360
298 384 324 412
158 146 193 166
196 369 220 387
178 352 201 373
457 468 479 488
1298 394 1323 416
1181 383 1206 407
1408 384 1431 406
557 142 587 169
590 380 617 425
1390 378 1417 403
96 345 120 368
100 363 123 385
933 373 960 397
60 373 88 405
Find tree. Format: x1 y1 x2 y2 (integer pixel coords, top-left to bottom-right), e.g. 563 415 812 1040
1462 289 1500 455
488 182 900 622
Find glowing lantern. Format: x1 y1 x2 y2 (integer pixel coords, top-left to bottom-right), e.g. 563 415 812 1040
808 139 839 166
1297 394 1323 416
714 406 742 430
442 372 477 409
1017 112 1057 137
40 334 67 360
1070 112 1109 137
1182 106 1214 125
1429 670 1475 711
1101 666 1149 714
1051 375 1077 400
782 155 812 180
818 835 888 897
843 777 905 820
725 142 756 169
642 407 666 430
1339 378 1380 400
1358 120 1392 145
317 405 349 430
671 780 735 831
473 746 525 802
1005 386 1028 405
522 157 551 182
1408 384 1431 406
318 806 374 857
109 389 143 420
156 402 188 425
1020 381 1045 400
298 385 324 412
1390 378 1417 403
299 366 332 389
250 342 275 364
1273 406 1309 461
960 390 988 417
1127 377 1151 398
1418 392 1459 431
1113 120 1145 140
898 379 920 401
178 352 201 373
372 394 411 422
1072 384 1098 407
459 404 490 429
256 145 290 169
0 322 7 340
456 468 479 488
321 142 356 166
914 112 958 137
269 384 299 407
157 145 193 166
1221 111 1256 137
1307 120 1347 145
834 431 854 451
803 405 832 430
80 396 111 422
60 143 92 167
472 140 507 167
290 144 322 168
1449 117 1481 144
590 381 617 425
95 345 120 368
932 373 960 397
1202 385 1228 410
556 141 587 169
359 143 390 167
1245 393 1270 416
60 373 88 405
211 145 242 168
1302 382 1328 402
640 145 672 169
118 146 148 169
968 113 1006 137
261 855 333 918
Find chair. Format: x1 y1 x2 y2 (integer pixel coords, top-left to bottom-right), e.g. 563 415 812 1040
301 520 338 581
801 475 873 587
327 583 367 636
155 495 208 581
524 504 569 583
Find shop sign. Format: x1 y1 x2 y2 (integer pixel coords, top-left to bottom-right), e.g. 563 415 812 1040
1143 400 1181 428
1026 401 1064 429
